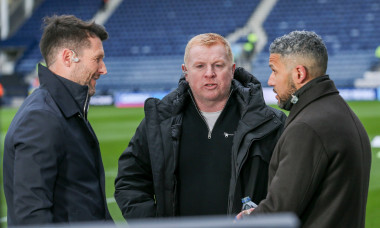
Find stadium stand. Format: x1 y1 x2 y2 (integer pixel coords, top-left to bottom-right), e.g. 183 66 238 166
1 0 380 92
252 0 380 87
98 56 184 92
99 0 260 91
1 0 261 92
0 0 102 73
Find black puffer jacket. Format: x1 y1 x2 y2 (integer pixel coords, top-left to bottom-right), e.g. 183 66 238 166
115 67 286 219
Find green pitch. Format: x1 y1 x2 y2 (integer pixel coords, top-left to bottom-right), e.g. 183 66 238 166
1 101 380 227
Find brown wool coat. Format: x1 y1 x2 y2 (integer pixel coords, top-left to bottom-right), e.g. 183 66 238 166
253 77 371 228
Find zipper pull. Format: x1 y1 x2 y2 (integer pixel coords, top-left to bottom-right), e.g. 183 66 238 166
208 131 211 139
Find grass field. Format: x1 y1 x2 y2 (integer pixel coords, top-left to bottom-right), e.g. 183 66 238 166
1 101 380 227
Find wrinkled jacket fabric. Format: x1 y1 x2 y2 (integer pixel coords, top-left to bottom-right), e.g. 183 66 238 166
3 65 112 225
252 76 371 228
115 67 286 219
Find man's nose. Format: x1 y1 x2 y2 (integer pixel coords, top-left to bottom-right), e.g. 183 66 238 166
205 65 215 77
267 73 275 86
99 61 107 75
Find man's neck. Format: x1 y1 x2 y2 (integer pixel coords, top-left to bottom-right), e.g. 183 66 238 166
190 89 233 112
196 99 228 112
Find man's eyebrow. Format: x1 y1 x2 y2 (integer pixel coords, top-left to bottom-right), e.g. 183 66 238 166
192 61 205 65
96 53 105 58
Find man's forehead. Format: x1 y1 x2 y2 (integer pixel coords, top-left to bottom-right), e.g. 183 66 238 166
269 53 281 60
190 43 223 52
269 53 282 66
189 44 227 59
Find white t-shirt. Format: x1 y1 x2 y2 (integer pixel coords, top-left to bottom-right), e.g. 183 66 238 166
200 110 222 131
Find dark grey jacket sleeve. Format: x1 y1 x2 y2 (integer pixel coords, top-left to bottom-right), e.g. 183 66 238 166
114 118 156 219
12 110 63 224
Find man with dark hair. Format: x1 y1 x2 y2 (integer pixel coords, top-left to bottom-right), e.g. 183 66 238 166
236 31 371 228
114 33 286 219
3 15 112 225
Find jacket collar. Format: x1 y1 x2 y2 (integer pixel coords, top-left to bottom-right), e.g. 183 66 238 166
38 64 90 119
156 67 271 127
231 67 273 128
285 75 339 127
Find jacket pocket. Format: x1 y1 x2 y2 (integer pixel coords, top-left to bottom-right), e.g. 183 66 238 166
248 132 279 164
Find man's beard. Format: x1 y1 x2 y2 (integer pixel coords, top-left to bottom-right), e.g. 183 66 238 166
278 78 297 109
88 82 96 97
70 65 96 96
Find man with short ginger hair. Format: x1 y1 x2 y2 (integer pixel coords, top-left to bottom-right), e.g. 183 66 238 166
115 33 286 218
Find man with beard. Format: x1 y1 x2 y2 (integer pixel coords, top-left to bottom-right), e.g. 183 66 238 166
3 15 112 225
236 31 371 228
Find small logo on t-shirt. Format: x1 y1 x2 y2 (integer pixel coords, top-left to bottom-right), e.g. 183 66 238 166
224 132 234 138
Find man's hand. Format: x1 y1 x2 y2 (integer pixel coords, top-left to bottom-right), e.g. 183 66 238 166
235 208 255 220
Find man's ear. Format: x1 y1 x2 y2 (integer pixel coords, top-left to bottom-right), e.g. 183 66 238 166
182 64 188 79
294 65 308 85
232 63 236 78
62 49 73 67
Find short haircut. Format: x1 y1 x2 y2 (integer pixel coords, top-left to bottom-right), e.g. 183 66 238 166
269 31 328 77
184 33 233 65
39 15 108 66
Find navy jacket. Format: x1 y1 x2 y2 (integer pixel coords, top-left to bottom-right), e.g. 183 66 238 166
3 64 112 225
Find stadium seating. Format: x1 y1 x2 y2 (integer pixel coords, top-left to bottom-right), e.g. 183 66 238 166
98 0 260 92
98 56 184 92
252 0 380 87
2 0 260 92
103 0 260 57
1 0 380 90
0 0 102 73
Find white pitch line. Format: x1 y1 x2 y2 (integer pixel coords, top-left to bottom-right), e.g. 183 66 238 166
371 135 380 148
0 216 6 223
105 170 117 177
107 197 116 204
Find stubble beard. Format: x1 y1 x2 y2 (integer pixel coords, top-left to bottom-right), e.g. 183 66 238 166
71 65 96 97
277 77 297 109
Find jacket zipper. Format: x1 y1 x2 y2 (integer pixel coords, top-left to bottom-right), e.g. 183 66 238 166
188 90 233 139
83 93 89 121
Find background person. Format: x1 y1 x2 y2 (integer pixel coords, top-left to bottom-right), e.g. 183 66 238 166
3 15 112 225
114 33 286 219
236 31 371 228
371 45 380 71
